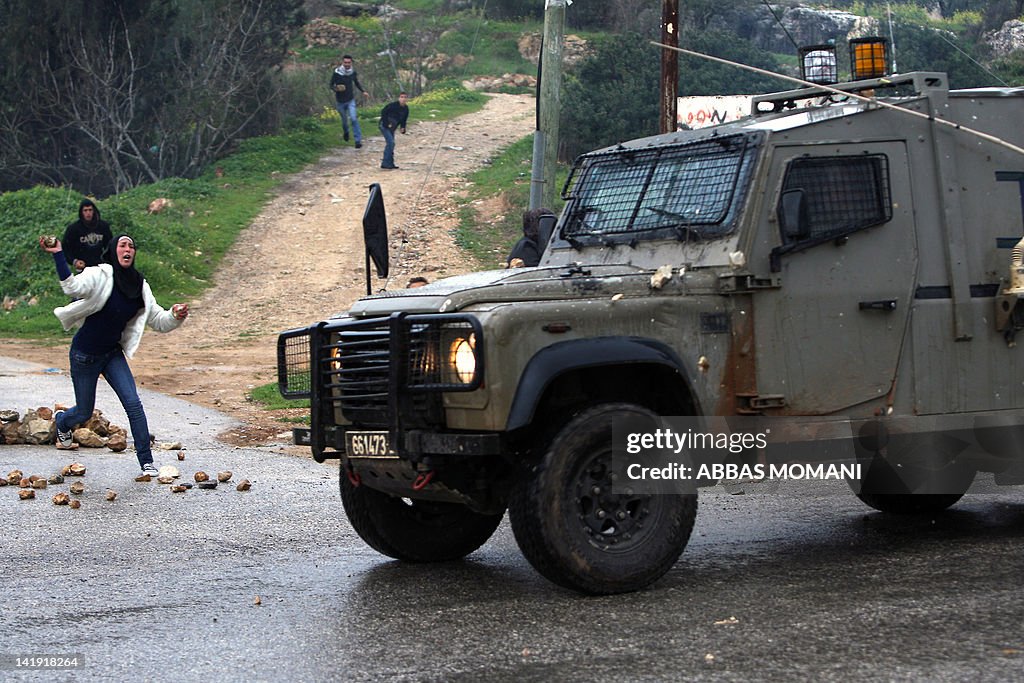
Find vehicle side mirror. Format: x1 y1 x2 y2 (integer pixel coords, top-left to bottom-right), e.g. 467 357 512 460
537 213 556 248
778 188 809 242
362 183 389 295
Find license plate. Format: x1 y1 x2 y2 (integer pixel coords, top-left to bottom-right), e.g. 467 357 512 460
346 431 394 458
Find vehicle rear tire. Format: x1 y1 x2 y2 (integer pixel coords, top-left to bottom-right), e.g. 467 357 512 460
508 403 698 594
852 454 975 515
340 470 504 562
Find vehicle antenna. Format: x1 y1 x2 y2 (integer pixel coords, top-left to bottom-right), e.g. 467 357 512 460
761 0 800 51
650 41 1024 159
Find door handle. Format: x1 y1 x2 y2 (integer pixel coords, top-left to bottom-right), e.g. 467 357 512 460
859 299 897 311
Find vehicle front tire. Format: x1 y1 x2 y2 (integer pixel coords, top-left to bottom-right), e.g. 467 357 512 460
340 470 504 562
509 403 698 594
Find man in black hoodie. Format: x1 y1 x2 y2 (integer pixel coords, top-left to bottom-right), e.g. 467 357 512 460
62 199 113 272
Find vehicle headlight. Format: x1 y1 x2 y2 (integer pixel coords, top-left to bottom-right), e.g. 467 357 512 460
448 333 477 384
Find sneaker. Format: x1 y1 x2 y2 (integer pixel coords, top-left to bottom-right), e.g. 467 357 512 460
355 142 362 149
343 131 349 142
54 410 78 450
140 463 159 477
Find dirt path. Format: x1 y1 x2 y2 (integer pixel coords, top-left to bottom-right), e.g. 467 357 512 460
2 93 535 444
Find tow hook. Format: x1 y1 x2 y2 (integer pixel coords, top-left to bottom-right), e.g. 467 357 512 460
345 467 361 487
412 470 435 491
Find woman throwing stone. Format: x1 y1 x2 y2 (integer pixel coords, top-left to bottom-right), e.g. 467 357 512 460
40 234 189 477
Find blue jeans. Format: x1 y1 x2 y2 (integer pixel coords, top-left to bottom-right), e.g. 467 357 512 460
380 125 396 167
335 99 362 144
57 347 153 467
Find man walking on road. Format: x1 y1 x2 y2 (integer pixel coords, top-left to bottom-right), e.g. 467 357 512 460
379 92 409 169
330 54 369 148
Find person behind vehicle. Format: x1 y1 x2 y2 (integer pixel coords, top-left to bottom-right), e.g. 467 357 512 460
330 54 369 149
379 92 409 170
62 198 113 272
406 276 429 288
39 234 190 477
506 208 552 268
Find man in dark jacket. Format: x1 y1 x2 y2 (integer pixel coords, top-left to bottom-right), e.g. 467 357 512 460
330 54 369 148
378 92 409 170
62 199 113 272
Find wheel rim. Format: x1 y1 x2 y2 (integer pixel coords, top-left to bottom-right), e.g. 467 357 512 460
571 446 662 553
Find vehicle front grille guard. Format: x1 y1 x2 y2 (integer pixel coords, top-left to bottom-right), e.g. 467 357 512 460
278 313 485 458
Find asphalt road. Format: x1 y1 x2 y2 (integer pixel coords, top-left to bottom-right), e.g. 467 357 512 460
1 356 1023 681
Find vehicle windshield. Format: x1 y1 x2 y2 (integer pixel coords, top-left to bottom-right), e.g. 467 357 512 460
561 134 758 243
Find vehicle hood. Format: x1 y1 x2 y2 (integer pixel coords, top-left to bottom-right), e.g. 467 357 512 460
345 264 650 317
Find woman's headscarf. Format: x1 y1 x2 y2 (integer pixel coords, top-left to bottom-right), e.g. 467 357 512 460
102 234 144 301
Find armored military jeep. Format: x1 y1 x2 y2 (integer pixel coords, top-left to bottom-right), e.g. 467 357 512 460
278 70 1024 594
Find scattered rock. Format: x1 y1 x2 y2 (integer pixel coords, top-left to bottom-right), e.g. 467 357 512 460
23 416 55 445
107 433 127 452
0 478 7 487
986 20 1024 59
147 197 173 214
6 469 22 485
156 476 175 485
1 421 22 445
253 595 262 606
217 471 232 483
650 264 674 289
461 73 537 92
158 442 183 450
83 410 111 437
36 406 53 420
69 499 81 509
105 490 118 502
19 489 35 500
517 32 590 66
236 479 251 492
19 478 31 488
48 474 64 485
52 492 70 505
30 479 48 490
73 428 106 448
170 484 188 493
134 474 152 483
158 465 180 479
302 17 358 49
70 482 85 494
194 471 209 482
196 480 218 490
0 410 19 422
176 452 186 461
67 463 86 477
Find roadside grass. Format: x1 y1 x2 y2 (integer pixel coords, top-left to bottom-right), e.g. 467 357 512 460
249 381 310 422
454 135 566 269
0 88 486 340
249 382 309 411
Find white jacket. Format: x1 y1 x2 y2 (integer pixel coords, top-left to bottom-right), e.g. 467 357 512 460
53 263 182 359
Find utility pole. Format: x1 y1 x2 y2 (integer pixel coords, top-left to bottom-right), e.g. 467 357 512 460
660 0 679 134
531 0 566 210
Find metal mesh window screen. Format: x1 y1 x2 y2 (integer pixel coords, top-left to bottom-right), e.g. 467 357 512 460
563 136 753 239
781 154 891 242
280 334 311 396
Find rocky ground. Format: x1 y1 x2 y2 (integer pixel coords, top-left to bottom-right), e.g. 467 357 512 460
0 93 535 446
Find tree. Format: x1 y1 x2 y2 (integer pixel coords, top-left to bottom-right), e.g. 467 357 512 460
560 34 660 162
0 0 303 195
